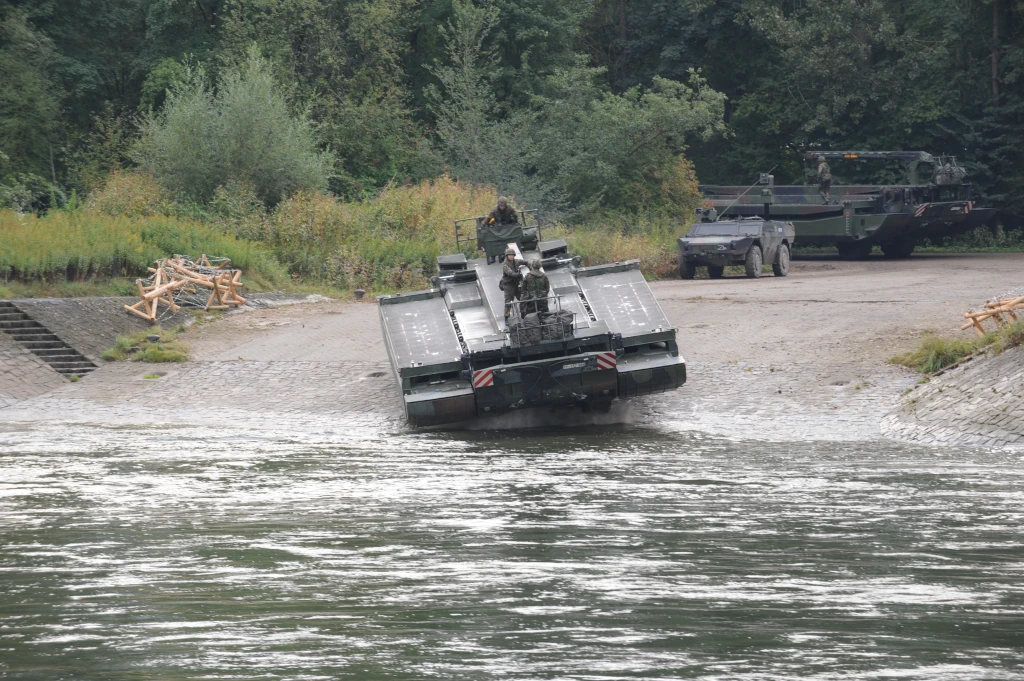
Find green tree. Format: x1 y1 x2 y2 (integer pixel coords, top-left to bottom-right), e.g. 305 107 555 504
0 8 62 178
220 0 422 197
531 66 726 216
425 0 560 209
135 48 334 205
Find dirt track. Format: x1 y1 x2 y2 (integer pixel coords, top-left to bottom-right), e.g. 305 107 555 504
191 252 1024 370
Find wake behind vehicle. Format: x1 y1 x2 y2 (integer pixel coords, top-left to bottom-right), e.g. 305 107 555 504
699 151 996 259
378 213 686 428
679 211 794 279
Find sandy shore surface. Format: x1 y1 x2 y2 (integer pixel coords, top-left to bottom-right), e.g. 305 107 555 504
3 252 1023 441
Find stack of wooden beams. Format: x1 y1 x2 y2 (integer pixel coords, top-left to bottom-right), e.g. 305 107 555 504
961 296 1024 336
123 255 246 323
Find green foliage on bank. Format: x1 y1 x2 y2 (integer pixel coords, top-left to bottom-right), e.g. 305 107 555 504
891 320 1024 374
101 326 189 363
0 201 288 288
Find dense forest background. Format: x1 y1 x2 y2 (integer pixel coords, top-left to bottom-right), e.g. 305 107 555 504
1 0 1022 229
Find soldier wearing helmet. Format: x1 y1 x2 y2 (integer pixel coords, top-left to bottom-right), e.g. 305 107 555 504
521 259 550 315
499 247 523 322
488 196 519 226
817 155 832 204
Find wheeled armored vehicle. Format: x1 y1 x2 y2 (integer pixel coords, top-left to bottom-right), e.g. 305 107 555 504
378 215 686 428
699 151 995 259
679 211 794 279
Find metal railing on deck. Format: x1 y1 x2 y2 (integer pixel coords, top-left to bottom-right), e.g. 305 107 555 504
506 294 578 347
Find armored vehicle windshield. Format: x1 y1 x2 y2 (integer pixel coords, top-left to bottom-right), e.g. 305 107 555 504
688 222 761 237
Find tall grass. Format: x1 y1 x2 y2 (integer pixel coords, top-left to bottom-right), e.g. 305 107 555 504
2 169 690 297
232 176 497 291
0 209 287 287
552 223 681 279
891 320 1024 374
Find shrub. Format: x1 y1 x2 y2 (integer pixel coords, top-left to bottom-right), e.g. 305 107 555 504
0 172 66 214
244 175 496 290
135 48 334 206
86 170 175 218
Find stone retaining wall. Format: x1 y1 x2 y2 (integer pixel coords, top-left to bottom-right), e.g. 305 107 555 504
881 345 1024 449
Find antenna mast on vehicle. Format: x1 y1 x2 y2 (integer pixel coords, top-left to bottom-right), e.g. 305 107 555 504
718 165 778 220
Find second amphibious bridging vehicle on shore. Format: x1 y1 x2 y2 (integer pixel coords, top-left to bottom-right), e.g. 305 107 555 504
378 210 686 428
699 151 995 259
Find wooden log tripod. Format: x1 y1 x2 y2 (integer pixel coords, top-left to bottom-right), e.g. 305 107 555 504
961 296 1024 336
123 255 247 323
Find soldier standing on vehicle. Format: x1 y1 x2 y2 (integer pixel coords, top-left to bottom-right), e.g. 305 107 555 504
521 259 550 315
817 155 832 204
500 247 523 322
488 196 519 226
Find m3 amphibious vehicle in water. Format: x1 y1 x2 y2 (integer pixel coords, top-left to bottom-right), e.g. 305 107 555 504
378 210 686 428
699 151 996 259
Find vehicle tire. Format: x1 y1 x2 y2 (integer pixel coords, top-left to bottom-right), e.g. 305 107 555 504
680 259 696 279
707 265 725 279
772 243 790 277
744 245 762 278
881 236 916 259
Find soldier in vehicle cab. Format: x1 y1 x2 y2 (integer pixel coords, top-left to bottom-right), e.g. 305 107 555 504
488 196 519 225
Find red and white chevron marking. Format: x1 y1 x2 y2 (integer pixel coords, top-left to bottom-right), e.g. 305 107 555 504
914 203 928 217
472 369 494 388
596 352 617 371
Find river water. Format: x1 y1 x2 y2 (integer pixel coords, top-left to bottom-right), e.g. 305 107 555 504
1 420 1023 680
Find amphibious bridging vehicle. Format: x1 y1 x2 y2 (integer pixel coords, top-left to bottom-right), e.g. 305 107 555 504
378 211 685 428
699 151 996 259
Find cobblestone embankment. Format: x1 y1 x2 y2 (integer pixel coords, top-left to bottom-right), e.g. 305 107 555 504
881 345 1024 449
0 332 68 408
15 297 189 361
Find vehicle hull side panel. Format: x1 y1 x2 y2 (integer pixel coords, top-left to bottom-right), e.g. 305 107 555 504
618 357 686 398
406 390 477 428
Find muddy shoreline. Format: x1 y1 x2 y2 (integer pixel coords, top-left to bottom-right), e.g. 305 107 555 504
3 252 1024 445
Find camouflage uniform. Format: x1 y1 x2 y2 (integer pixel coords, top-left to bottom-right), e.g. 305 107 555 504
521 263 550 315
499 252 523 319
488 198 519 226
817 156 832 204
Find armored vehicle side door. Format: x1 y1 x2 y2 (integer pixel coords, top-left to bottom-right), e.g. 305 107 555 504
760 221 783 264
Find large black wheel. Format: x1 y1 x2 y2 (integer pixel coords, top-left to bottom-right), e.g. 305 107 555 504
881 236 916 259
773 243 791 277
707 265 725 279
744 245 763 278
680 259 696 279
